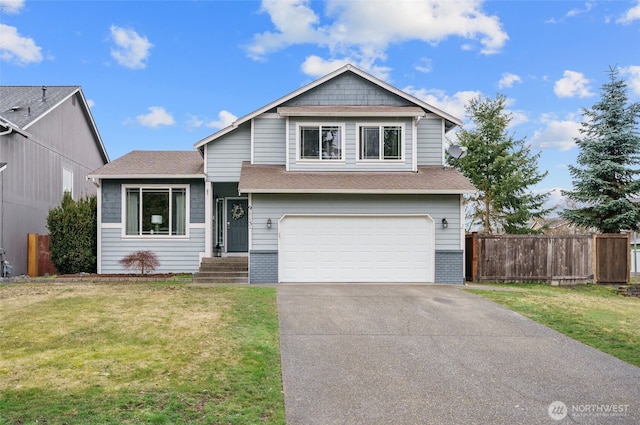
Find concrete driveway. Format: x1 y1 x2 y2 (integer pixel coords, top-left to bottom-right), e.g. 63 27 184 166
277 284 640 425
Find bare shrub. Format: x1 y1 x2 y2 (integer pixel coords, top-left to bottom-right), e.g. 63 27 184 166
119 250 160 275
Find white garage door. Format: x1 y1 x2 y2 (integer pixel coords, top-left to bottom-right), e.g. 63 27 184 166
278 214 434 283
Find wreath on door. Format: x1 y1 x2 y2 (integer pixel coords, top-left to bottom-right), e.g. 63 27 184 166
231 203 245 220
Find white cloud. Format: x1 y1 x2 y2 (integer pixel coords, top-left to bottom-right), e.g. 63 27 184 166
206 110 238 129
136 106 175 128
0 0 25 14
414 58 433 74
300 55 392 80
498 72 522 89
301 56 352 77
621 65 640 96
247 0 508 66
0 24 43 65
554 70 593 98
86 99 95 108
109 25 153 69
567 2 593 18
617 1 640 24
530 114 581 151
403 87 481 122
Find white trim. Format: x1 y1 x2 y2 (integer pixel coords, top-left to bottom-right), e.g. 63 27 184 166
248 193 253 251
204 181 213 257
441 119 446 165
295 122 346 162
277 106 426 117
244 188 477 195
355 122 406 162
121 184 191 238
96 183 102 274
88 174 205 180
412 117 418 172
250 118 255 165
285 117 290 171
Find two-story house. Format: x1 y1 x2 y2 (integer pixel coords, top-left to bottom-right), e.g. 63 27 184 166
88 65 475 283
0 86 110 276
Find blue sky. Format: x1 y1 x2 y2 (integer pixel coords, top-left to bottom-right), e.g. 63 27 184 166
2 0 640 210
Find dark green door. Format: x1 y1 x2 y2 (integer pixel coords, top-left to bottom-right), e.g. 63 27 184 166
227 199 248 252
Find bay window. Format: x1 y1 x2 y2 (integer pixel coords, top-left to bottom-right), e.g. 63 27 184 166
125 186 187 236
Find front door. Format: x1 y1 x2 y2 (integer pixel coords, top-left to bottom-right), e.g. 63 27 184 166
226 199 248 252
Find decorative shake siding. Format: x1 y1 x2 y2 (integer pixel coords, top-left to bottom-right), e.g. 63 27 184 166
285 72 412 107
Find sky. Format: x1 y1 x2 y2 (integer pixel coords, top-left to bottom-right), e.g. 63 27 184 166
1 0 640 211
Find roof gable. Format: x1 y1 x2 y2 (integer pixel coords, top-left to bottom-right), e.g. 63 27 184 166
194 64 461 149
0 86 110 163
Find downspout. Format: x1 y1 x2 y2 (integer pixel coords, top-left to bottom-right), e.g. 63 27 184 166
0 126 13 136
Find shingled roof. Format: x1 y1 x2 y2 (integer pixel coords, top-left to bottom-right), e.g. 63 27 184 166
88 150 204 178
238 163 476 194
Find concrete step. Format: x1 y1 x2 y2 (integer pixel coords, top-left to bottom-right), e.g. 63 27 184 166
195 257 249 284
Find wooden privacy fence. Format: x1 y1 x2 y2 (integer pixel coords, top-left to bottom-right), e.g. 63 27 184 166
465 233 629 285
27 233 58 277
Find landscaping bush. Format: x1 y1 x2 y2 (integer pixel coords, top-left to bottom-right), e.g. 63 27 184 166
46 192 97 274
119 250 160 275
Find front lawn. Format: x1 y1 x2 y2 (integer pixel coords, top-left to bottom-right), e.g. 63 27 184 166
467 283 640 368
0 282 284 424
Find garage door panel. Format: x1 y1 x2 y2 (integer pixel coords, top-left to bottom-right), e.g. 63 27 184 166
279 215 434 283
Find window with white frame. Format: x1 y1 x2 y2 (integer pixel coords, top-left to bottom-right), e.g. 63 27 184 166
125 186 187 236
63 168 73 197
358 125 403 160
298 124 344 160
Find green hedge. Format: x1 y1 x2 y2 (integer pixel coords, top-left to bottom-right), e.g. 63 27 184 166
47 193 97 274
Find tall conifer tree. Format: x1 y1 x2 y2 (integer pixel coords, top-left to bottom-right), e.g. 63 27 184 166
453 94 549 234
561 67 640 233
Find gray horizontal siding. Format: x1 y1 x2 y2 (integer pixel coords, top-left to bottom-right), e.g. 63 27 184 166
287 117 414 171
206 123 251 182
101 179 205 224
284 72 411 106
100 227 205 274
417 118 444 166
253 116 286 165
250 194 462 251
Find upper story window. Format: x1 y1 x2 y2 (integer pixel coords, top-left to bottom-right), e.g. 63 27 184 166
358 124 403 161
63 168 73 197
298 124 344 160
124 186 188 237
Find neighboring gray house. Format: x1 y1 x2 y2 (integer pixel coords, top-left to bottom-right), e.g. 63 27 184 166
89 65 476 283
0 86 110 276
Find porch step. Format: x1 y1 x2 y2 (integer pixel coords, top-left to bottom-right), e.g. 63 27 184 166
194 257 248 284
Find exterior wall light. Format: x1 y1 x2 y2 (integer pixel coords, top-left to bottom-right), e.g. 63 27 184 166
442 218 448 228
267 218 272 229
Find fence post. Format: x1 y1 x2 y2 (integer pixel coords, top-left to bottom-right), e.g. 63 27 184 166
471 232 478 283
593 233 598 283
27 233 38 277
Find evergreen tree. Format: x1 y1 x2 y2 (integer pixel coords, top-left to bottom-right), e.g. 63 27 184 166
47 192 98 274
453 94 550 234
561 67 640 233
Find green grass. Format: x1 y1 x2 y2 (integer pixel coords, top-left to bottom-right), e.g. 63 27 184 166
467 283 640 367
0 282 284 424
